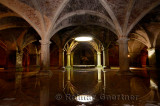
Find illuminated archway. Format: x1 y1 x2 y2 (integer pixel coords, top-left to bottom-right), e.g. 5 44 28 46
63 35 104 69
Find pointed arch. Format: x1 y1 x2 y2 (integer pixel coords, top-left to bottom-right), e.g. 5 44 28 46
0 1 42 37
99 0 122 36
46 0 71 38
126 1 160 36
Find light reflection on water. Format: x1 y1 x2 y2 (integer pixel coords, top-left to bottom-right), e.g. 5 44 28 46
0 68 159 106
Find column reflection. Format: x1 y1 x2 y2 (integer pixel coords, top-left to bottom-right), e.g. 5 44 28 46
40 76 49 106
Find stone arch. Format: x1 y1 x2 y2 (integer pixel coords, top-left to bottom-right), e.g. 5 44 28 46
127 2 160 36
63 35 104 68
0 2 42 36
51 24 116 40
54 10 114 29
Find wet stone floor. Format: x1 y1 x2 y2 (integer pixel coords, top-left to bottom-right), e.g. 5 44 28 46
0 68 160 106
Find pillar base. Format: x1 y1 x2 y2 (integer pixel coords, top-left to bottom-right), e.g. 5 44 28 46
117 70 133 75
65 66 72 69
96 65 103 69
98 80 102 82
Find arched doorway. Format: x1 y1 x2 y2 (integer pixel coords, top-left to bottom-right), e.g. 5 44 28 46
73 43 95 65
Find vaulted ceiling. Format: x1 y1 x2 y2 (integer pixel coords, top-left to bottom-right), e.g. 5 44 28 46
0 0 160 51
0 0 160 39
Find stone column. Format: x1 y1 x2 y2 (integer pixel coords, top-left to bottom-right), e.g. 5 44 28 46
16 50 23 71
71 52 74 66
103 70 106 94
98 68 102 82
103 50 106 68
62 50 65 68
59 48 63 68
148 48 156 67
40 40 51 70
94 52 97 66
62 70 65 89
97 52 102 68
66 53 71 68
117 37 130 72
67 68 71 81
36 46 40 67
36 53 40 66
26 52 30 67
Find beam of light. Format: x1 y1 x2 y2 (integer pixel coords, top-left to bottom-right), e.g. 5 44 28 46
75 37 93 42
75 95 94 103
148 49 155 57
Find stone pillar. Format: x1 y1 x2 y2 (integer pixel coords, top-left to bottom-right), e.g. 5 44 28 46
40 40 51 70
67 68 71 81
36 53 40 66
26 52 30 67
62 50 65 68
97 52 102 68
94 52 97 66
98 68 102 82
117 37 130 72
71 52 74 66
16 50 23 71
66 53 71 68
148 48 156 67
62 70 65 89
103 50 105 68
36 46 40 67
59 48 63 68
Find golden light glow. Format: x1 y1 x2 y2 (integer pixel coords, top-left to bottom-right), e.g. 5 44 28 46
128 55 130 58
75 37 93 42
129 67 137 69
148 49 155 57
150 80 158 89
75 95 93 103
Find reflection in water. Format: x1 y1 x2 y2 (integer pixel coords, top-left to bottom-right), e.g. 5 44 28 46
40 76 49 106
0 68 159 106
98 68 102 82
75 95 94 103
15 72 22 92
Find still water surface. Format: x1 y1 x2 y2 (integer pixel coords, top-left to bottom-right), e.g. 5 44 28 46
0 68 159 106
